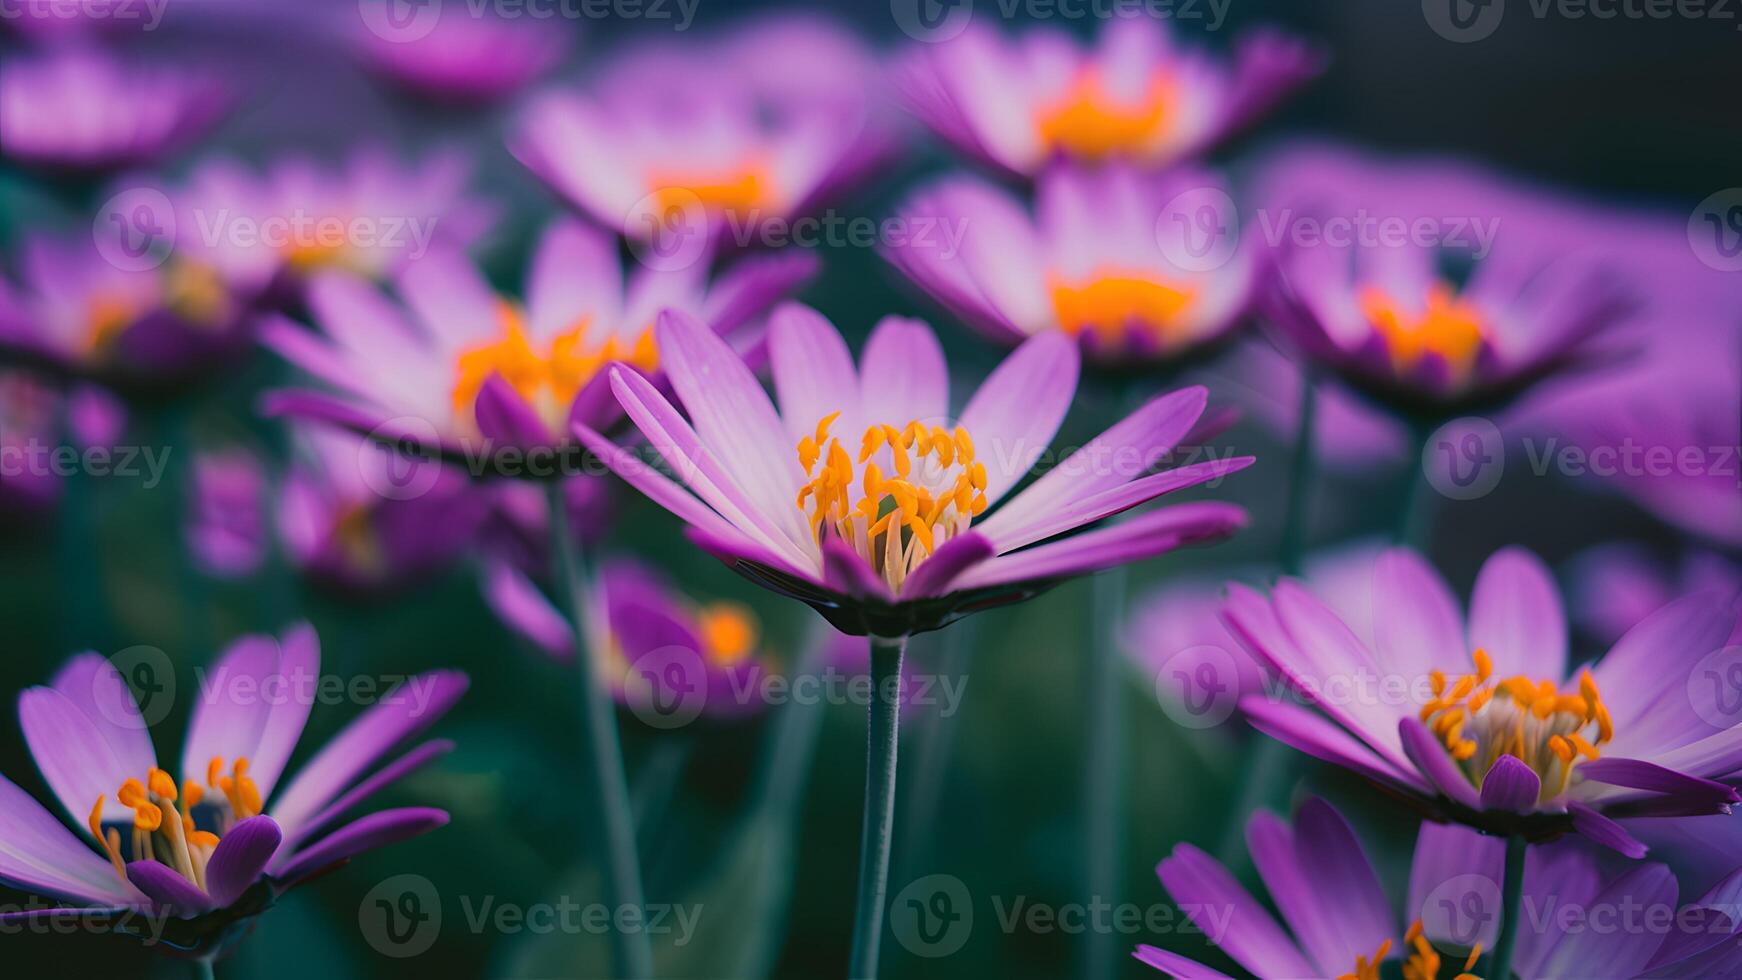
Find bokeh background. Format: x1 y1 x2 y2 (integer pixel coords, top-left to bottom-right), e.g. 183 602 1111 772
1 0 1738 977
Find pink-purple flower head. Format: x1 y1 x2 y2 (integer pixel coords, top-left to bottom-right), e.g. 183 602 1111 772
1223 544 1742 856
2 625 466 956
482 557 769 725
894 18 1321 180
343 6 569 106
261 217 815 471
510 16 902 248
573 302 1252 638
885 165 1256 368
0 44 229 178
0 372 123 519
1145 797 1742 979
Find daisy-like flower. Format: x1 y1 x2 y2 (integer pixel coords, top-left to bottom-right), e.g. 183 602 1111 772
885 165 1256 366
482 557 769 722
0 45 229 176
2 625 467 957
895 18 1320 179
573 302 1252 638
344 7 570 106
261 216 815 463
510 16 901 245
1224 545 1742 856
1144 797 1742 979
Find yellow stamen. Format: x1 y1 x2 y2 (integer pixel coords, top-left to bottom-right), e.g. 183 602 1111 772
1360 281 1486 380
697 602 758 666
1049 270 1197 347
1034 68 1177 160
452 301 658 435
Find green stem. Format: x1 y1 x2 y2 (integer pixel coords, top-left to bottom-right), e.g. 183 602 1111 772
193 958 215 980
892 619 978 887
1083 565 1129 980
1395 422 1436 549
848 634 907 979
545 480 653 980
1490 835 1528 980
1279 377 1318 577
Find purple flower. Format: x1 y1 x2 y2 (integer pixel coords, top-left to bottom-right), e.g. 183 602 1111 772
482 556 769 721
895 19 1320 179
187 448 270 579
345 8 569 106
1224 545 1742 855
1205 341 1408 472
1567 544 1742 649
261 216 814 460
1257 145 1636 416
0 45 228 176
510 16 901 243
1143 797 1742 978
3 625 466 956
573 303 1251 637
884 165 1256 365
277 425 488 595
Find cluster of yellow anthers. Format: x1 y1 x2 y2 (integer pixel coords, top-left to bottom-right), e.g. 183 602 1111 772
452 301 658 431
1421 648 1613 799
1341 922 1482 980
648 162 774 221
1034 68 1179 160
83 262 232 357
86 757 262 890
794 413 988 590
1049 270 1198 347
1359 282 1487 381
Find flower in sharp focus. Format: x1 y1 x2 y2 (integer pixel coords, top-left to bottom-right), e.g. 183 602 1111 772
1143 796 1742 979
482 557 770 722
345 6 570 106
3 625 467 956
885 165 1257 366
894 18 1321 179
261 216 814 463
573 302 1252 638
0 45 229 177
1223 545 1742 854
510 16 902 244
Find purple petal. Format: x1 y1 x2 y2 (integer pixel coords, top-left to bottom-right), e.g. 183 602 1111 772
395 249 499 349
1468 546 1567 681
1155 844 1315 978
983 456 1254 554
19 686 137 834
1595 591 1737 737
768 302 859 442
1578 757 1740 811
821 535 894 603
957 331 1080 507
1399 717 1482 810
701 251 819 339
1243 810 1349 976
292 740 454 850
1568 801 1649 857
275 807 448 884
860 315 948 428
0 773 145 905
953 503 1247 591
1406 820 1504 950
126 861 211 916
1647 864 1742 972
1291 799 1396 967
1239 697 1420 792
473 374 551 449
526 218 623 337
1371 548 1465 684
1132 945 1235 979
901 533 996 599
1479 754 1542 812
480 559 572 661
205 815 282 908
47 653 155 782
1538 862 1675 977
181 625 319 802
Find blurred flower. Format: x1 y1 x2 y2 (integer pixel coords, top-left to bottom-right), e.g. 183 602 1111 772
885 165 1255 366
1566 544 1742 648
277 425 487 594
0 370 69 515
3 625 466 957
344 8 569 106
896 19 1320 179
1144 796 1742 978
1204 341 1408 471
186 447 269 578
1225 545 1742 855
574 303 1251 638
261 216 814 461
482 556 769 721
1257 146 1636 419
511 16 901 242
0 45 229 176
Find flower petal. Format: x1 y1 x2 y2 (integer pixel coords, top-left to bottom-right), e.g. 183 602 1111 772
1371 548 1465 685
47 653 155 785
481 559 572 661
0 773 145 906
957 331 1079 507
1290 799 1396 971
860 315 948 428
473 373 552 449
1132 945 1235 979
1155 844 1316 978
1399 717 1481 810
291 740 454 849
126 860 211 916
900 532 996 599
1479 754 1542 812
1568 801 1649 857
1468 546 1567 681
204 815 281 908
952 503 1246 591
1537 862 1674 977
19 686 135 835
768 302 859 442
275 807 448 884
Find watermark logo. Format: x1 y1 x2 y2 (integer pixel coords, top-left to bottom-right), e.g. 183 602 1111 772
1420 873 1501 947
358 0 442 43
93 187 175 272
102 646 176 728
621 645 710 729
892 0 974 41
1152 644 1239 729
891 874 974 957
1424 416 1505 500
1424 0 1505 41
359 417 445 501
360 873 443 957
1688 646 1742 730
625 188 712 273
1689 189 1742 272
1156 187 1239 273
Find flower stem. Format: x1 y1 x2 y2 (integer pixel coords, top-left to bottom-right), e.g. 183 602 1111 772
1490 834 1528 980
848 634 907 979
1082 564 1128 980
1395 421 1437 549
545 480 653 980
193 958 215 980
1279 375 1318 577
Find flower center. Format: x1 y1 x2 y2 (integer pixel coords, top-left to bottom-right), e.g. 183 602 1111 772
1359 281 1486 380
1034 68 1177 160
794 413 988 594
697 602 757 665
647 160 775 221
1048 269 1198 346
87 757 261 891
1340 921 1482 980
81 261 233 357
1420 649 1613 803
452 300 657 436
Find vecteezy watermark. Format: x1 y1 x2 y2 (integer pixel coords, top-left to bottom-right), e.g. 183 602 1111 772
1155 186 1241 273
0 899 173 944
1419 871 1742 944
196 664 451 717
1423 416 1506 501
889 874 1235 958
893 0 1232 42
1253 208 1503 260
358 0 698 43
1425 0 1742 43
719 210 971 260
620 651 973 730
0 440 173 490
1686 646 1742 731
0 0 169 31
93 187 177 272
1151 645 1242 729
1421 417 1742 502
1689 189 1742 271
357 874 702 958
